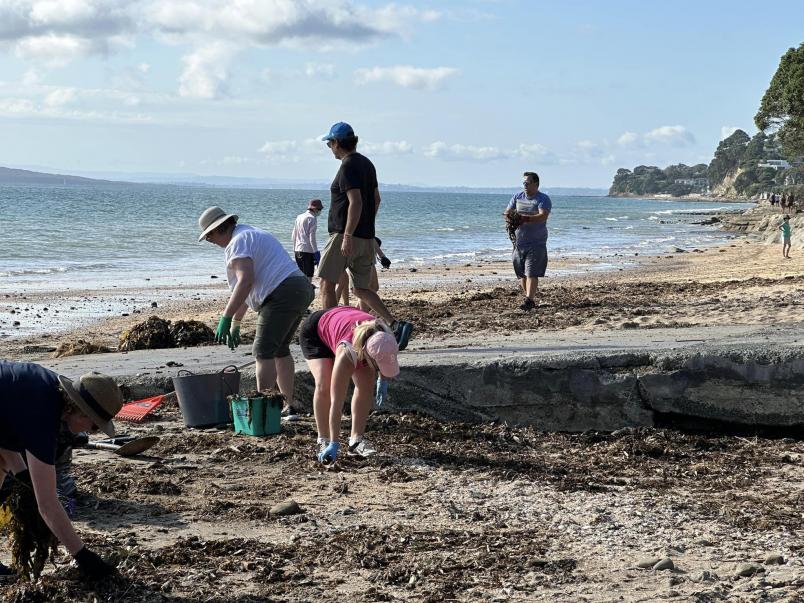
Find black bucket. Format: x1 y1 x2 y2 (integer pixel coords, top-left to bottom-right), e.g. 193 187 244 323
171 365 240 428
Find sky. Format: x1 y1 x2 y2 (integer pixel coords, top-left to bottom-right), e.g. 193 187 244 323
0 0 802 188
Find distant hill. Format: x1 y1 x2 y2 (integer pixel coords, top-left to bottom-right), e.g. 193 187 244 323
609 129 803 199
0 166 122 185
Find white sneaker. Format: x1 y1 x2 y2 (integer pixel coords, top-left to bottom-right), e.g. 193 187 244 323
347 437 377 457
315 438 329 459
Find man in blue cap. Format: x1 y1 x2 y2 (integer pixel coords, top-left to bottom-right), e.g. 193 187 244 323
318 121 413 350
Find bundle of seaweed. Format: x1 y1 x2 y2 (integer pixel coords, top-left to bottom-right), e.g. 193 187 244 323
505 210 521 246
119 316 214 351
52 339 112 358
0 473 58 581
169 320 214 348
119 316 172 351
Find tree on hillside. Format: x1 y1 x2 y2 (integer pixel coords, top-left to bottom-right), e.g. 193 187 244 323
755 43 804 158
708 129 750 185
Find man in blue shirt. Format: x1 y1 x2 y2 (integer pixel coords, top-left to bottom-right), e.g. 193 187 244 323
503 171 552 311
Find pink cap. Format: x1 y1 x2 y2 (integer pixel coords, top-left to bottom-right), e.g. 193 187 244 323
366 331 400 378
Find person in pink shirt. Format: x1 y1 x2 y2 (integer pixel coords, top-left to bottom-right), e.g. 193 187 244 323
299 306 400 463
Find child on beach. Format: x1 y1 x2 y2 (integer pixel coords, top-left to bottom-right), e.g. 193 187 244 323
298 306 400 463
780 215 792 259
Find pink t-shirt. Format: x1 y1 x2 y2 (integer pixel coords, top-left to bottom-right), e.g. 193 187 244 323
317 306 375 364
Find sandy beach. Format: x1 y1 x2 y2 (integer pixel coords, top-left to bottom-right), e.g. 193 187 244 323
4 224 803 362
2 212 804 602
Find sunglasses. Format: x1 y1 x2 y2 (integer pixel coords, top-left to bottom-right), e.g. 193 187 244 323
523 181 536 186
326 140 333 148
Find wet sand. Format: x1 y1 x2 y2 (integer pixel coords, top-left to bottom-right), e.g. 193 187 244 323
3 236 803 362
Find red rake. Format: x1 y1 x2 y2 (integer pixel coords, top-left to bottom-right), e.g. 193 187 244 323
115 395 165 422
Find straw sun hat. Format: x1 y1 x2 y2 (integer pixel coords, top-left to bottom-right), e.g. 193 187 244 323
198 206 238 242
58 372 124 437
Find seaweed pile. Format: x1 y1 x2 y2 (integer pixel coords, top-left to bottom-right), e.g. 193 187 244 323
52 339 112 358
0 473 58 581
119 316 213 351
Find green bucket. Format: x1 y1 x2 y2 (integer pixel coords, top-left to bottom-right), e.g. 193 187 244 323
230 394 282 436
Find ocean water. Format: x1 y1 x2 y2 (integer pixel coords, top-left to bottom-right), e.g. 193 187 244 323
0 183 754 338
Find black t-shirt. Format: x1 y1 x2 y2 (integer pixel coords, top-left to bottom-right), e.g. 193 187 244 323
328 152 378 239
0 360 64 464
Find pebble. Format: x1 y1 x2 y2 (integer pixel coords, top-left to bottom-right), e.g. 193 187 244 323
653 558 675 571
270 499 302 516
764 554 785 565
735 562 763 577
637 557 661 569
693 537 713 546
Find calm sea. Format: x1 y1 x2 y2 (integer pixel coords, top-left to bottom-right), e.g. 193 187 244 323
0 183 754 338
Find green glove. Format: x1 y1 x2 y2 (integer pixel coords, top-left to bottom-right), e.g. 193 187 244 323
230 321 241 350
215 315 232 346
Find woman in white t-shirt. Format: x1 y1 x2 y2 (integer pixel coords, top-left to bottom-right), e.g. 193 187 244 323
198 206 315 410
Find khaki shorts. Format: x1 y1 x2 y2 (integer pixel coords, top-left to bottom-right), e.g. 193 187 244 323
316 233 375 290
253 275 314 359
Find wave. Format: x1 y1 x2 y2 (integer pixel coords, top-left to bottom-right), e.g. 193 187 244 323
0 262 117 278
604 217 618 221
0 267 68 277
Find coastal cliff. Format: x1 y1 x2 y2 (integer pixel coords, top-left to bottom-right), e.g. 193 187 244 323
719 205 803 247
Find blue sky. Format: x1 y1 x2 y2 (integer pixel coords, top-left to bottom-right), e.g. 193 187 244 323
0 0 801 187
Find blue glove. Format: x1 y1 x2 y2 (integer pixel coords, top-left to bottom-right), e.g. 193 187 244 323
318 441 340 464
313 251 321 266
375 377 389 407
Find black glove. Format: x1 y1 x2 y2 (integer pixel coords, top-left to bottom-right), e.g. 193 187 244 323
380 256 391 269
74 547 115 579
12 469 32 487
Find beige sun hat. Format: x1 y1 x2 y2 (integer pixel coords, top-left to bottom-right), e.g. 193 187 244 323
198 206 238 242
58 372 124 438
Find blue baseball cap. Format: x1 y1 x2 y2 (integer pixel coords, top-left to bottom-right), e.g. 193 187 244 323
320 121 355 142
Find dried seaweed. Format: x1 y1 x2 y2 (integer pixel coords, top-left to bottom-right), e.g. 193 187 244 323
52 339 111 358
119 316 172 351
169 320 214 348
119 316 213 351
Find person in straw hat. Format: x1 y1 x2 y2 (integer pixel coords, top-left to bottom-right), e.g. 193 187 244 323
298 305 400 464
0 360 124 579
198 206 315 411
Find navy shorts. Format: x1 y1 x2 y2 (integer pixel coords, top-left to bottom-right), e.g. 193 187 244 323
513 244 548 278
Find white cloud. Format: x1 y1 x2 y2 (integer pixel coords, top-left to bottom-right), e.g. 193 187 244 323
257 140 301 161
360 140 413 155
178 42 236 99
354 65 457 90
44 87 77 106
14 33 95 66
720 126 740 141
423 141 556 163
616 126 695 148
0 1 439 71
644 125 695 146
616 131 640 146
304 62 335 79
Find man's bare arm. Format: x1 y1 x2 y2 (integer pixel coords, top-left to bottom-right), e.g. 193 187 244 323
520 208 550 224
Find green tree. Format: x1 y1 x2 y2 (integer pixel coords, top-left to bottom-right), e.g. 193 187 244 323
708 129 750 184
755 43 804 158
